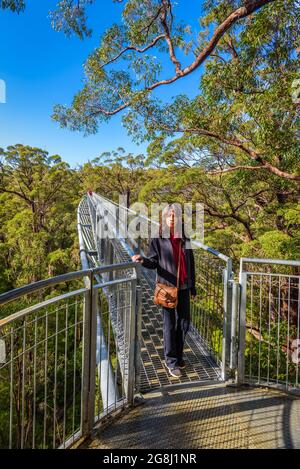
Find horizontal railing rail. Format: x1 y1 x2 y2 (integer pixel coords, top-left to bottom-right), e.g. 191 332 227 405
0 270 91 306
237 258 300 394
240 257 300 268
0 261 141 449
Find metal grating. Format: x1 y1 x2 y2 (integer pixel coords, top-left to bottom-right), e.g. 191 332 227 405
80 383 300 449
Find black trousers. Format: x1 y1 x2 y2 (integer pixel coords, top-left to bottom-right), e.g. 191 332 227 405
162 288 191 368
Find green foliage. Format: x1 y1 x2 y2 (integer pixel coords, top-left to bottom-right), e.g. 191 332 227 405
0 145 80 289
1 1 97 38
0 0 25 13
48 0 299 164
49 0 96 39
258 231 294 259
48 2 300 267
245 316 299 385
79 147 149 206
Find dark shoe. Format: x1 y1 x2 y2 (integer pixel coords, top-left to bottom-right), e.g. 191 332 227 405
177 359 186 369
165 364 182 378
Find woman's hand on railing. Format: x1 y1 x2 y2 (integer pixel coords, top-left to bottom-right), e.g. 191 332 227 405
131 254 144 264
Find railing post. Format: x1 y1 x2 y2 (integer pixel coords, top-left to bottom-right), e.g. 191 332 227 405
230 281 240 377
81 269 97 436
222 260 233 381
127 270 138 405
134 263 142 396
107 240 114 281
237 271 247 385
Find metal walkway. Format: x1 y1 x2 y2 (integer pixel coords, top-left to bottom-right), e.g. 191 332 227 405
75 192 300 451
0 192 299 450
78 195 222 393
111 238 221 391
78 382 300 449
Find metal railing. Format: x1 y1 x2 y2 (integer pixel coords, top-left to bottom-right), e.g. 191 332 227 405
85 192 300 394
86 192 233 381
0 262 141 449
78 196 143 402
2 189 299 452
237 258 300 394
191 250 233 380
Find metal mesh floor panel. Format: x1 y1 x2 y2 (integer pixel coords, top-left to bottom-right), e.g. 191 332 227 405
80 383 300 449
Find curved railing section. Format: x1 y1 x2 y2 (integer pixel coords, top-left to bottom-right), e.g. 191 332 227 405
0 260 141 449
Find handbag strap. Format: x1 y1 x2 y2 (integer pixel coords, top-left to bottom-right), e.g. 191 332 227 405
176 239 182 289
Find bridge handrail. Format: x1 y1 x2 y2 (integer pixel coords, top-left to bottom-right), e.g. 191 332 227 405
0 261 140 448
0 262 139 307
88 192 231 264
240 257 300 271
0 270 90 306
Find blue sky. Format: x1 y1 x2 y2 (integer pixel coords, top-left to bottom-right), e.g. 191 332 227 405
0 0 204 167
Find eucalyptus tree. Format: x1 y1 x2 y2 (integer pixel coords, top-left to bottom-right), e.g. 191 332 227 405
0 145 79 285
2 0 299 260
2 1 299 182
47 1 299 182
80 147 149 207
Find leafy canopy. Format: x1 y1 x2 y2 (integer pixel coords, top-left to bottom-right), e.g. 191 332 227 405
49 1 300 182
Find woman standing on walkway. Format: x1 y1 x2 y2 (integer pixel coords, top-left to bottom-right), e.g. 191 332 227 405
131 204 197 378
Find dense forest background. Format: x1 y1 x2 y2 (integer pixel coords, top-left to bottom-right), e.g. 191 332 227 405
0 139 299 294
0 0 299 293
0 1 299 448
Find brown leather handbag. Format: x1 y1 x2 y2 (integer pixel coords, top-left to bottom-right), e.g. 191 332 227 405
153 240 182 308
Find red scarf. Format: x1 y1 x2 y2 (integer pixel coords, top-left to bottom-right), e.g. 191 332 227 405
170 232 187 286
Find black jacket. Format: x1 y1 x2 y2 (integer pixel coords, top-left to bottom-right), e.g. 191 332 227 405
141 237 197 297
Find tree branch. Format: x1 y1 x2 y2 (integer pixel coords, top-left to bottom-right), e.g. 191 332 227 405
209 164 268 174
88 102 130 117
160 0 182 74
224 35 239 59
147 0 276 89
0 187 32 205
141 5 164 36
100 34 166 69
161 125 300 182
96 0 276 110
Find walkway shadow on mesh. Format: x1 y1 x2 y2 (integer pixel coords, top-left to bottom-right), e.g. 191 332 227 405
81 383 300 449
